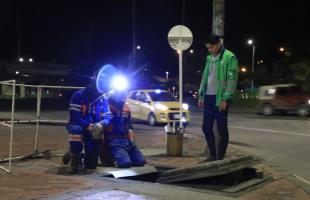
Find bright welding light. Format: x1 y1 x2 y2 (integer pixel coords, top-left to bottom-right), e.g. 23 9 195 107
111 75 128 91
155 89 161 94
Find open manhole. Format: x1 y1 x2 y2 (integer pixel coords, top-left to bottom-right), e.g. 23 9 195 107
100 156 271 194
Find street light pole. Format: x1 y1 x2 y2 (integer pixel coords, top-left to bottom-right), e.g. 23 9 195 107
132 0 136 61
251 44 255 92
247 39 255 92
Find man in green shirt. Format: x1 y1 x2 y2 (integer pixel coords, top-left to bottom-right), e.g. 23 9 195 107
198 35 238 162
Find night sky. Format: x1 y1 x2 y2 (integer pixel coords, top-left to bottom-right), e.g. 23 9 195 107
0 0 309 77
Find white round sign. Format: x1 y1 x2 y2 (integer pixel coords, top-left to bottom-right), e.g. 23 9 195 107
168 25 193 51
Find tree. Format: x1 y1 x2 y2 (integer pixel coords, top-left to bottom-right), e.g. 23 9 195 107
290 60 310 92
269 58 293 84
254 64 270 86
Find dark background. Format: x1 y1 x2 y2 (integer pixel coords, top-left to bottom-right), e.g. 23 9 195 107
0 0 309 78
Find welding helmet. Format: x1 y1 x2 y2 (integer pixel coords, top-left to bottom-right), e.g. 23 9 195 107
96 64 118 94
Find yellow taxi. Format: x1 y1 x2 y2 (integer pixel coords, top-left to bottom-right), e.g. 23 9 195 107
125 89 190 126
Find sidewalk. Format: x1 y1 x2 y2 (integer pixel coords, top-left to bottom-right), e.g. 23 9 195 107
0 124 310 199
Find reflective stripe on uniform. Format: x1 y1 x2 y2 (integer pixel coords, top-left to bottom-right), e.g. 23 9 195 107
69 134 83 142
102 111 111 116
122 112 129 117
69 107 81 112
70 103 82 108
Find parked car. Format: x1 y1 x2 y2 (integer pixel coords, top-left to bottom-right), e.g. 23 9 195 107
257 84 310 117
125 89 190 125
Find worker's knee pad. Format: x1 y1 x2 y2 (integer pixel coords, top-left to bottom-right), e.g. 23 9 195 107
68 125 84 154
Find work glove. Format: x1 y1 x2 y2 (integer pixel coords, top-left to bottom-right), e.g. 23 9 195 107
128 129 136 147
92 123 104 139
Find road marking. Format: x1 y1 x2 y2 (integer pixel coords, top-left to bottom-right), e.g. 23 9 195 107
292 173 310 186
190 122 310 137
230 126 310 137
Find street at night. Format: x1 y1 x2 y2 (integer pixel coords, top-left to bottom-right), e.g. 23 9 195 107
1 0 310 199
1 108 310 199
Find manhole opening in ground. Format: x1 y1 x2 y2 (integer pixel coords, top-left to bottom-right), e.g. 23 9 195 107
170 167 260 191
104 166 264 192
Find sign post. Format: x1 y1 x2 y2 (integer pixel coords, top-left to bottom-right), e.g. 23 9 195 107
168 25 193 129
166 25 193 156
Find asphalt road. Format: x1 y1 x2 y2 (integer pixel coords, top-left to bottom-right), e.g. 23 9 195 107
1 109 310 187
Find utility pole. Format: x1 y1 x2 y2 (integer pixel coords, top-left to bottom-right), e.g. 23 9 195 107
212 0 225 42
182 0 185 25
132 0 136 60
88 19 93 68
182 0 187 92
16 12 21 58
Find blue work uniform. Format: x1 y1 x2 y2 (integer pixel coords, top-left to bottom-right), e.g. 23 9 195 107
67 89 110 169
105 104 145 168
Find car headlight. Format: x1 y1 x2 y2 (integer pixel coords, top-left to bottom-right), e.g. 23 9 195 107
308 99 310 104
182 103 189 110
155 104 168 111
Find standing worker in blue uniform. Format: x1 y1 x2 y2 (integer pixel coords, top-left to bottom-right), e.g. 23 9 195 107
104 89 145 168
198 35 238 162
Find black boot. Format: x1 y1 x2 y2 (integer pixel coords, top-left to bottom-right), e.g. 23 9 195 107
62 150 72 165
68 153 82 174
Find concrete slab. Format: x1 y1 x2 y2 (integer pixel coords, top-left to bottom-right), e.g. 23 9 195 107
119 183 238 200
70 190 154 200
157 155 258 183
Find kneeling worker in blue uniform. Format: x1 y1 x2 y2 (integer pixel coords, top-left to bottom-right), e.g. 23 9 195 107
66 78 110 173
104 90 145 168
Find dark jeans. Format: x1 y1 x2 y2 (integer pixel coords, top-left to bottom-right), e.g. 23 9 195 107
108 138 145 168
202 95 229 160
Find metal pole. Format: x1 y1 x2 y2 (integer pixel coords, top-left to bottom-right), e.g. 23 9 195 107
88 20 93 68
132 0 136 60
251 45 255 92
179 50 183 129
34 86 42 152
182 0 186 25
212 0 225 38
8 80 16 173
16 12 21 58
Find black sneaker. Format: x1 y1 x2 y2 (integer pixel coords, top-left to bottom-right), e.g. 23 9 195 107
62 151 72 165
